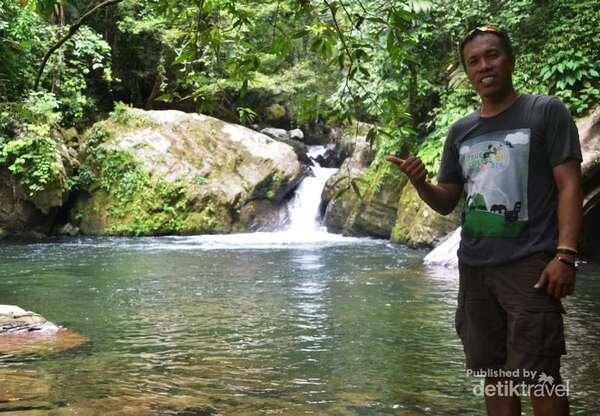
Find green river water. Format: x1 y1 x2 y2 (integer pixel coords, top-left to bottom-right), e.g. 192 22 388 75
0 236 599 415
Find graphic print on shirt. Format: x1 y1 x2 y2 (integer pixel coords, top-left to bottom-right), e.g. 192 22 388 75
459 128 530 238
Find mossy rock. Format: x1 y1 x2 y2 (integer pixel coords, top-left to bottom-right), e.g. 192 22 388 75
71 108 305 236
391 184 462 247
265 103 287 121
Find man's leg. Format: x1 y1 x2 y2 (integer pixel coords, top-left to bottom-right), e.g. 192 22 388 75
489 253 569 416
456 262 514 415
530 393 569 416
484 377 521 416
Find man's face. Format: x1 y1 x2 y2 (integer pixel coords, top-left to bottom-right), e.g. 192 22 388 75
462 33 514 99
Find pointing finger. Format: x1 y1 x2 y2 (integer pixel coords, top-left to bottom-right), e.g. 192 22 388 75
385 155 405 165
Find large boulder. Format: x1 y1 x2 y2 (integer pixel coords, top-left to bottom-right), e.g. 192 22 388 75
260 127 312 165
71 108 306 235
579 106 600 169
345 176 407 238
322 130 461 244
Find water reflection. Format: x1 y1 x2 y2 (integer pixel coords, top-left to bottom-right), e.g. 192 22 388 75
0 238 598 415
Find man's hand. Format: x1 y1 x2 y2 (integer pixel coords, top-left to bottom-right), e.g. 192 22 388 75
386 154 462 215
534 257 576 299
385 155 428 188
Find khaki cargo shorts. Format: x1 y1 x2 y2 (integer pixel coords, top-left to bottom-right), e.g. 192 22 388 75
456 252 566 383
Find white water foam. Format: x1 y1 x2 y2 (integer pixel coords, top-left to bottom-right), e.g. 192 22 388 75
286 165 338 234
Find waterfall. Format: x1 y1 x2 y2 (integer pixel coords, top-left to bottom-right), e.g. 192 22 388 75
285 146 337 233
423 227 461 267
164 145 358 249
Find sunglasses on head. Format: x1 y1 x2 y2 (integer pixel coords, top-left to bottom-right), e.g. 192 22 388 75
461 25 504 46
465 25 501 37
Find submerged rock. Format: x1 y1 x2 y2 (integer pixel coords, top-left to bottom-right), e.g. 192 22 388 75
0 305 88 355
72 108 307 236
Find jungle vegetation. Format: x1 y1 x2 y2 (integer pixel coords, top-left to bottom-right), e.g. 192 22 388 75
1 0 599 198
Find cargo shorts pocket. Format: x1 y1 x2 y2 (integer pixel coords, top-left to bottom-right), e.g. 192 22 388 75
511 309 566 357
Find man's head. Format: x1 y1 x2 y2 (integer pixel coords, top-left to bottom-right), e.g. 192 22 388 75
460 26 516 101
459 25 514 69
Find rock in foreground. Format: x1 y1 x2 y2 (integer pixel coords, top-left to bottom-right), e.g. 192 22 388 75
0 305 88 355
0 305 59 334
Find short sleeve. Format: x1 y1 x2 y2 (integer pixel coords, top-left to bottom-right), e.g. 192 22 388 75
544 97 582 167
437 128 463 184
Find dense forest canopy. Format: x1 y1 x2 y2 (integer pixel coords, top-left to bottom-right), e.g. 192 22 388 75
1 0 599 198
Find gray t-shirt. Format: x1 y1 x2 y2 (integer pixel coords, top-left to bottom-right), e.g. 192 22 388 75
438 94 582 266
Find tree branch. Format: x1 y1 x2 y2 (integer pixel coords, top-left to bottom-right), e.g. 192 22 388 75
33 0 125 90
323 0 389 119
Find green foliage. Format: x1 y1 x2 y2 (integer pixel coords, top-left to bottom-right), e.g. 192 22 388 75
237 107 257 125
332 176 368 200
0 92 66 196
0 3 44 101
539 51 600 116
192 175 209 185
416 85 478 174
44 25 113 125
1 2 114 130
109 102 155 128
75 145 195 235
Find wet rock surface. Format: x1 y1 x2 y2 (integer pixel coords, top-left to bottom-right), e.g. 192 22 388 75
578 106 600 256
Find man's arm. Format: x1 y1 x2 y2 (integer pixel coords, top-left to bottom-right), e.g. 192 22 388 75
554 160 583 250
534 160 582 299
386 155 463 215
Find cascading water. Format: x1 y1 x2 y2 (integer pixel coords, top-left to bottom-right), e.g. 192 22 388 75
285 146 338 234
164 145 358 249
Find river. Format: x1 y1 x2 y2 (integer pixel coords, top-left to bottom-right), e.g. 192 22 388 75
1 236 599 415
1 148 598 415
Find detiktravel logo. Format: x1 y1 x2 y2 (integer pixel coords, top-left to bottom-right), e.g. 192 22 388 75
470 370 570 398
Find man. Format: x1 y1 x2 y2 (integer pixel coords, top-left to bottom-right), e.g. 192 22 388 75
387 26 582 416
